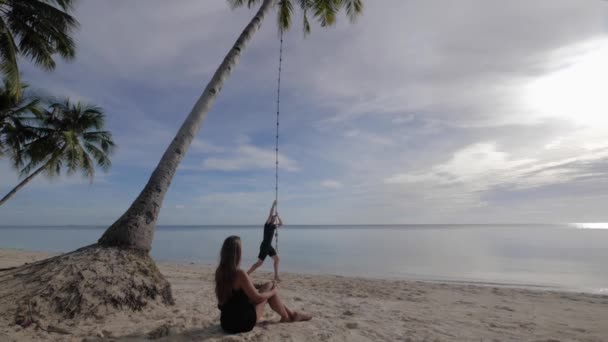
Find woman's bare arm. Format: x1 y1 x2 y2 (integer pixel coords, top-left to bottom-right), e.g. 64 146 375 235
237 269 276 304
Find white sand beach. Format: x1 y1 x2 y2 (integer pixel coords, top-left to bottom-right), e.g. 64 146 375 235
1 248 607 342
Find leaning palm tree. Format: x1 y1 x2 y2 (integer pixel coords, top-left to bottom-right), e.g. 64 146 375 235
0 0 363 324
0 0 78 98
99 0 364 251
0 99 114 206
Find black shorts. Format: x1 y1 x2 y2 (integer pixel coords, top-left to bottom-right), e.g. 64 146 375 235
257 242 277 261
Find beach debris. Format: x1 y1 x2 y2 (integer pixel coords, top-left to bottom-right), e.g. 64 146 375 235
14 301 34 329
345 322 358 329
220 336 245 342
101 329 114 337
14 316 32 328
495 305 515 312
45 324 70 335
94 328 104 338
343 310 355 316
148 323 174 339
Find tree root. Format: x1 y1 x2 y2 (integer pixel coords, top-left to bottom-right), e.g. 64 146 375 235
0 244 174 326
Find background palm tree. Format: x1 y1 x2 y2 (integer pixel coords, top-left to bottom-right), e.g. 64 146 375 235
0 99 115 206
0 0 78 98
98 0 364 250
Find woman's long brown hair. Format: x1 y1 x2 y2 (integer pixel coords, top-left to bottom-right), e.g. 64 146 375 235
215 235 242 305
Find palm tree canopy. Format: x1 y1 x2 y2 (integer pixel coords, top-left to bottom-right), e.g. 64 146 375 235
0 0 78 97
17 99 115 181
228 0 363 34
0 79 41 159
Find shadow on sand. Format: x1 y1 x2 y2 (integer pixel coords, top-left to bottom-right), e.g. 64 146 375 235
87 321 283 341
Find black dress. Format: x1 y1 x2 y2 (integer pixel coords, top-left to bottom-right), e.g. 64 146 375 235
218 289 257 333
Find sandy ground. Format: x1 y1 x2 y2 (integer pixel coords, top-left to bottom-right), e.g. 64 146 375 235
1 248 607 342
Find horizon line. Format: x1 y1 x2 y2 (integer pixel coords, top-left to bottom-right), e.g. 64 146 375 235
0 223 599 227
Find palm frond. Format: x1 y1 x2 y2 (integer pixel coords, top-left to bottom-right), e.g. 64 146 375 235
6 0 78 69
19 158 37 176
302 11 311 34
83 130 114 154
277 0 293 33
338 0 363 22
79 146 95 182
227 0 263 10
0 0 78 88
312 0 338 27
295 0 312 34
40 0 77 11
0 18 22 98
84 141 111 171
226 0 363 34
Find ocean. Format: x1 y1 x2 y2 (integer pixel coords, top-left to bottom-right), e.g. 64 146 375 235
1 224 607 294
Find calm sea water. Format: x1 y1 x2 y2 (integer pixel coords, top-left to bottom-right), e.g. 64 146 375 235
1 224 607 294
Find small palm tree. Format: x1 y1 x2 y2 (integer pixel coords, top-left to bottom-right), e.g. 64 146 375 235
0 0 78 98
99 0 364 250
0 99 115 206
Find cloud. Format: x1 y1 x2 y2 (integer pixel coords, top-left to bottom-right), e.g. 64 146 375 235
64 1 241 84
198 191 271 206
386 143 534 186
286 0 607 128
521 38 608 127
385 142 608 194
320 180 343 189
344 129 392 146
191 139 224 154
111 113 223 168
200 144 299 172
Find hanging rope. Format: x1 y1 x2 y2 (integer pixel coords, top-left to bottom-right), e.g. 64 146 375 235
274 30 284 253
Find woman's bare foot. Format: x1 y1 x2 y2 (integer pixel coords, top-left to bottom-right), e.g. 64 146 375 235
291 311 312 322
274 276 282 283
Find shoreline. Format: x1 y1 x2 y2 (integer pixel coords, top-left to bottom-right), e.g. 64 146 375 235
2 248 608 341
2 246 605 296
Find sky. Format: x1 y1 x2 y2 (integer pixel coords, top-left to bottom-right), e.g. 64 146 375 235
1 0 608 225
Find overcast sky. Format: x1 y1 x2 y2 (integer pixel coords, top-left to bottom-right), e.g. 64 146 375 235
1 0 608 225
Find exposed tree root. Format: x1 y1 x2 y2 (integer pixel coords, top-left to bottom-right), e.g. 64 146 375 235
0 244 174 326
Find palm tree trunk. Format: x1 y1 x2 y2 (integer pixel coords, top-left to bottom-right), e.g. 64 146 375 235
98 0 275 251
0 160 50 206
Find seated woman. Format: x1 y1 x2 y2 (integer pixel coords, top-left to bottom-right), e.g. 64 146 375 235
215 235 312 333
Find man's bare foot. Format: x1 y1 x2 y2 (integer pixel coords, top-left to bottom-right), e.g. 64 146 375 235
274 277 282 283
291 311 312 322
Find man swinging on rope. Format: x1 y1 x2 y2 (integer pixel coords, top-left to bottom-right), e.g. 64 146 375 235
247 200 282 282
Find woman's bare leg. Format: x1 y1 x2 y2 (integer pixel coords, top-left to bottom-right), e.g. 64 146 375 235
270 291 311 322
255 283 290 322
255 287 310 323
267 292 291 321
255 299 268 323
270 295 311 322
